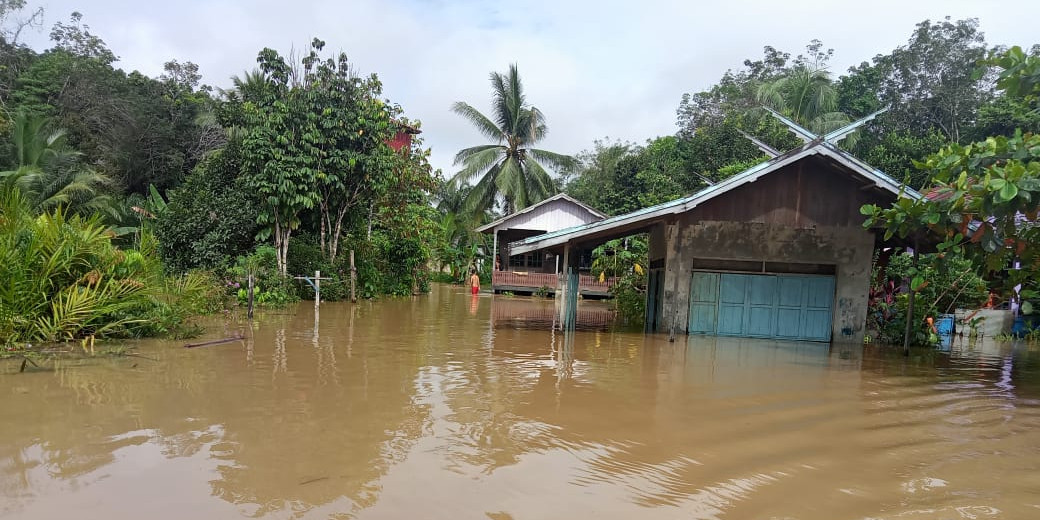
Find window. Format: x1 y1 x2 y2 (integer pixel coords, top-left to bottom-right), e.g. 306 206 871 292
509 255 525 267
527 254 543 268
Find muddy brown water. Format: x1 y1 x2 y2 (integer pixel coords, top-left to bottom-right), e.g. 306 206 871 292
3 285 1040 519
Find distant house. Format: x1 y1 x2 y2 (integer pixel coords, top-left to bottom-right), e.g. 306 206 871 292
387 122 420 153
511 111 921 342
476 193 614 296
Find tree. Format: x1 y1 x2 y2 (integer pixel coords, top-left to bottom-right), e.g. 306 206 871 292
237 39 415 275
862 47 1040 300
0 111 111 214
239 46 321 276
432 179 488 280
870 18 994 144
154 141 260 273
755 63 849 135
676 45 791 135
48 11 116 64
451 64 576 214
563 138 635 214
0 0 43 46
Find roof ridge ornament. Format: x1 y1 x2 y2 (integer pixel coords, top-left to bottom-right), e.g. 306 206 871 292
822 107 889 144
743 106 890 152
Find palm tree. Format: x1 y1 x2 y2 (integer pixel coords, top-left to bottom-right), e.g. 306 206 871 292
0 112 112 215
755 64 850 135
452 64 576 214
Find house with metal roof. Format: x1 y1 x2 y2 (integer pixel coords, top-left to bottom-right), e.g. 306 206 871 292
510 110 920 343
476 193 616 296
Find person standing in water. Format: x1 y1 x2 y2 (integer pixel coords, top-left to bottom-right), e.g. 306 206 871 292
469 270 480 295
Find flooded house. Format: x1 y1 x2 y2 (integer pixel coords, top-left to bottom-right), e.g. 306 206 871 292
477 193 615 296
510 111 921 343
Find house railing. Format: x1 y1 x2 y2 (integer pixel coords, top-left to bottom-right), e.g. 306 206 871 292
492 271 616 293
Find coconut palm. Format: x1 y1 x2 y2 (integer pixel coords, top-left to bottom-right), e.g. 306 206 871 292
452 64 576 214
755 64 850 136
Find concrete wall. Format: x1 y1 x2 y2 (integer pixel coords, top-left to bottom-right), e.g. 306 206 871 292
659 217 875 344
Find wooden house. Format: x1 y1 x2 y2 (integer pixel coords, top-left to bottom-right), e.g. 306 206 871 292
509 112 920 342
476 193 615 296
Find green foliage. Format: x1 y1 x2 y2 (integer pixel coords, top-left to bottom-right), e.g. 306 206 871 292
0 186 223 346
677 44 793 134
451 64 576 214
286 233 349 301
236 38 412 276
862 131 1040 298
867 18 993 145
228 246 299 307
0 111 114 215
154 143 260 272
430 178 489 282
565 130 766 217
855 129 949 189
867 253 988 345
9 46 213 194
985 45 1040 103
755 62 850 135
591 237 648 327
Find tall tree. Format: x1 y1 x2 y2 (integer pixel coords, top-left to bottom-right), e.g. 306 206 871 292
867 17 994 144
451 64 575 214
755 63 849 135
239 46 320 276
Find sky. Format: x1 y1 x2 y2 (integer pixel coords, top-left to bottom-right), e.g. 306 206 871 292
15 0 1040 177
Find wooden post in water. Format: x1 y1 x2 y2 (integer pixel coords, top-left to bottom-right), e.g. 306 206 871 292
564 267 578 332
314 270 321 313
350 250 357 303
558 244 571 330
247 273 255 319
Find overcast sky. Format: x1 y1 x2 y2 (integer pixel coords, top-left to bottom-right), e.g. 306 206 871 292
17 0 1040 176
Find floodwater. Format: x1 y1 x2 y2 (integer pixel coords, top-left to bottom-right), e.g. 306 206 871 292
3 286 1040 519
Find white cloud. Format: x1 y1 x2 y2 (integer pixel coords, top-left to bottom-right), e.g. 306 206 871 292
20 0 1040 177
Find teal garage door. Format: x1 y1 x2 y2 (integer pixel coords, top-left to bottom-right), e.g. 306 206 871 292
688 272 834 341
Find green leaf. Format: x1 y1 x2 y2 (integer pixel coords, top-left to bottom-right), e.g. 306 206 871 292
999 181 1019 201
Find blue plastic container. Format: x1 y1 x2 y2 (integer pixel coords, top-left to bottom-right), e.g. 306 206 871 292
936 314 955 336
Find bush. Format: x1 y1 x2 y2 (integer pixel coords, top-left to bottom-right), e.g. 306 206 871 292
868 252 988 345
154 145 260 273
0 187 225 347
228 246 300 308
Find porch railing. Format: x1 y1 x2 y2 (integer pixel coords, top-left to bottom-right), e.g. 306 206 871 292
492 271 616 293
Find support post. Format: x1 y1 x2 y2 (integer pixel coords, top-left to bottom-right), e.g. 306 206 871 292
564 267 578 331
492 230 499 272
350 250 357 303
669 224 683 342
247 273 255 320
314 270 321 313
558 244 571 330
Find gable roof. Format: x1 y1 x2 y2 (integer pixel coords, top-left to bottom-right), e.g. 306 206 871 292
474 193 607 233
509 139 921 255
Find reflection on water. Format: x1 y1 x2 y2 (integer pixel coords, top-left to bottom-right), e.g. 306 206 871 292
2 285 1040 519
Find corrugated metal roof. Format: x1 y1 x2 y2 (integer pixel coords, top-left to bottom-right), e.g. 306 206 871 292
474 193 607 233
509 137 919 256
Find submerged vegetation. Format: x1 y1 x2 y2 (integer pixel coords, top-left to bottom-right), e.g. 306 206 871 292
0 186 223 353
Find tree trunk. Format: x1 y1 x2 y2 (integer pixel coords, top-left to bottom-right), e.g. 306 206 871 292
273 217 286 276
366 202 373 241
319 202 328 260
330 205 348 264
